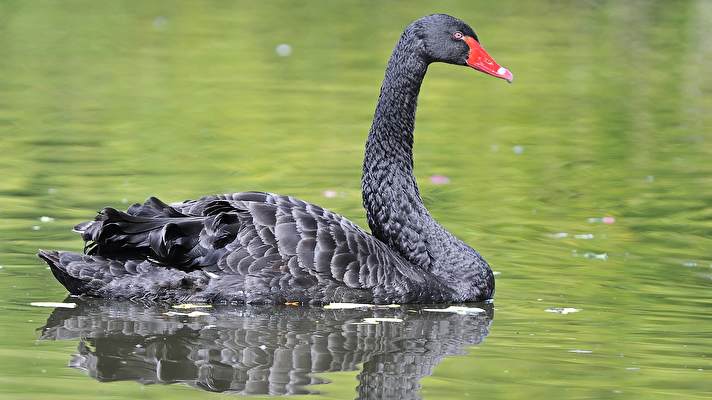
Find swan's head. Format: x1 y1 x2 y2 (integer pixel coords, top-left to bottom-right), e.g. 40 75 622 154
414 14 513 83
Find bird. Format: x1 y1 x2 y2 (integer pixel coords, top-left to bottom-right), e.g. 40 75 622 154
38 14 513 305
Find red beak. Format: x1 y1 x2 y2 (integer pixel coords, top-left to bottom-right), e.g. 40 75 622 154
463 36 513 83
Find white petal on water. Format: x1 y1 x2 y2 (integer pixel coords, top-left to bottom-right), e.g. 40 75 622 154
275 43 292 57
583 252 608 260
569 349 592 354
351 317 404 325
152 16 168 30
324 303 372 309
163 311 210 317
39 216 55 223
512 145 525 155
549 232 569 239
172 303 213 309
493 271 502 276
545 307 581 315
682 261 697 267
30 302 77 309
574 234 594 240
32 225 41 231
324 303 400 310
423 306 486 315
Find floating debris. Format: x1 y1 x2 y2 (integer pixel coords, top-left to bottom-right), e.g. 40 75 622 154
429 175 450 185
625 367 640 371
575 234 594 240
172 303 212 310
285 301 300 306
583 252 608 260
545 307 580 315
352 317 404 325
423 306 486 315
569 349 592 354
30 302 77 309
163 311 210 317
492 271 502 276
549 232 569 239
32 225 41 231
588 216 616 224
322 190 338 198
682 261 697 267
39 216 55 223
152 16 168 30
275 43 292 57
324 302 400 310
512 145 525 155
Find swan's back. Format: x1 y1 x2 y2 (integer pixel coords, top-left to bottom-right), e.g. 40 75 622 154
39 192 450 304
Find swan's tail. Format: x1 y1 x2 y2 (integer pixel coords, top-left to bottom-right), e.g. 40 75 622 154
38 250 105 295
73 197 193 258
71 196 239 269
37 249 212 301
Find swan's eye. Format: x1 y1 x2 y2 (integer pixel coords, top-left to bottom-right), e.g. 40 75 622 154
452 31 464 40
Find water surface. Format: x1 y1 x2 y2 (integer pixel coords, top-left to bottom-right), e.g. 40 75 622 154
1 1 711 399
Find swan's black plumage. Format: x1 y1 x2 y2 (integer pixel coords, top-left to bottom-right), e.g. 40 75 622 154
39 14 504 304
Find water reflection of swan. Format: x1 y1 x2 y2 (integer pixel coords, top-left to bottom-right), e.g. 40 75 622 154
39 299 493 398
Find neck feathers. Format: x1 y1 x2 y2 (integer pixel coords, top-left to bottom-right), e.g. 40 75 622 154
361 28 434 269
360 23 494 302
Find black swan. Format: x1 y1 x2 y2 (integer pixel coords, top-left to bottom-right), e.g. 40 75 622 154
38 14 512 305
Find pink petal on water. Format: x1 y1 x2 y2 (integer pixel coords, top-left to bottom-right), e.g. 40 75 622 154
429 175 450 185
322 190 338 198
602 216 616 224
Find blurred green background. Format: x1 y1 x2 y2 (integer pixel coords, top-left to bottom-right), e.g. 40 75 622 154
0 0 711 399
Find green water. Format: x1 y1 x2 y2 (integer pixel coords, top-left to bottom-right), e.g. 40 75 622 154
1 1 711 399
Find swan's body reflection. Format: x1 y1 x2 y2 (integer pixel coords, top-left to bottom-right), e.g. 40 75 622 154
39 300 493 398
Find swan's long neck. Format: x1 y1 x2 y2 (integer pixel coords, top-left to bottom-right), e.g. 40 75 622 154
361 26 494 301
361 29 437 268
